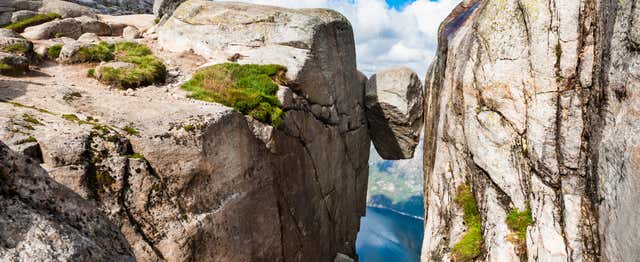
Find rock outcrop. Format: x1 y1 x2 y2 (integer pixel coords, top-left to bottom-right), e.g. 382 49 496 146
0 141 134 261
422 0 640 261
157 1 370 260
1 1 370 261
365 67 423 160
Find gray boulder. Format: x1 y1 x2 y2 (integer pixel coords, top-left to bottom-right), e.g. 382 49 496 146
0 142 135 261
10 10 38 23
365 67 423 160
77 32 100 42
22 18 82 40
39 0 97 19
57 41 90 64
76 16 112 36
122 25 140 39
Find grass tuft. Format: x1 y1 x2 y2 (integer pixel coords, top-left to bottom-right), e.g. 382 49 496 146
84 42 166 88
183 124 196 132
3 13 61 32
77 41 115 63
181 63 287 126
452 184 483 262
48 44 63 59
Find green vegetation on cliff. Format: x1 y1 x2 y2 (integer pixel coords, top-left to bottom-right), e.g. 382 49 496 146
506 207 533 254
452 184 483 261
181 63 287 126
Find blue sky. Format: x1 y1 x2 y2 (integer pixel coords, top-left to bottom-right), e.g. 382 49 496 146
385 0 415 9
220 0 461 77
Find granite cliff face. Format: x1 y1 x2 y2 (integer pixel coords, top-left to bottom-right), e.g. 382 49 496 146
423 0 640 261
0 1 384 261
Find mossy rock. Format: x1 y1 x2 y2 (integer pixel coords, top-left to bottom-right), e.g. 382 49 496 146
0 53 29 75
3 13 61 33
80 42 167 88
181 63 287 126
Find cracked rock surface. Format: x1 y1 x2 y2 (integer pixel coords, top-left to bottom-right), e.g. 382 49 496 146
423 0 640 261
1 1 369 262
0 141 135 261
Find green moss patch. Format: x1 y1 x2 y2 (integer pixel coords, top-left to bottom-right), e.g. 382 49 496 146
506 207 533 254
83 42 166 88
3 13 61 33
48 44 63 59
181 63 287 126
77 41 115 63
452 184 483 262
2 43 30 55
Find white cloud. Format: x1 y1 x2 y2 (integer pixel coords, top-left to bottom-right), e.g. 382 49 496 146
217 0 461 77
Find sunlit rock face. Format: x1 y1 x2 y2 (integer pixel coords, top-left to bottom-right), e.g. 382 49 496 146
423 0 640 261
1 1 370 261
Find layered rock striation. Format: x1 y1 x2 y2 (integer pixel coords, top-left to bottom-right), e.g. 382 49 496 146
423 0 640 261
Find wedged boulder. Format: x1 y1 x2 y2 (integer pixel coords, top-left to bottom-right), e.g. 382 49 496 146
365 67 423 160
22 18 82 40
0 142 135 261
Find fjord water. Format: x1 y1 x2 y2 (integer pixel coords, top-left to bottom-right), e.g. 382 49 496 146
356 206 424 262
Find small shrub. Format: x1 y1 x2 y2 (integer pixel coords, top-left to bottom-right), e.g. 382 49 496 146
122 125 139 136
153 18 160 24
4 13 61 33
48 44 63 59
181 63 287 126
87 68 95 77
452 184 483 262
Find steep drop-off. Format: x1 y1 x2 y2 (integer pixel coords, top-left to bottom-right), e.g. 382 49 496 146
423 0 640 261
